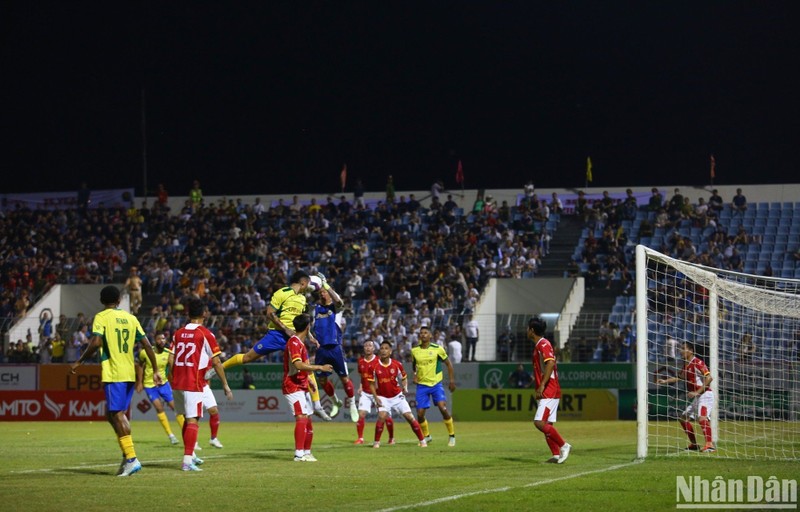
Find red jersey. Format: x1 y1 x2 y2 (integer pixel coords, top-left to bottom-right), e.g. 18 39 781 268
357 355 379 393
282 335 310 394
371 358 406 398
171 323 221 392
532 337 561 399
682 356 711 393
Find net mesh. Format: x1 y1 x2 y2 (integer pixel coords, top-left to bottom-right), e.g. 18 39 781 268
640 246 799 460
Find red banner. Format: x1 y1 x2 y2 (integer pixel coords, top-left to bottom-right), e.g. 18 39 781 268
0 391 107 421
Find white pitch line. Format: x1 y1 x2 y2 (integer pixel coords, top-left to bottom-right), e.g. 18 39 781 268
375 459 644 512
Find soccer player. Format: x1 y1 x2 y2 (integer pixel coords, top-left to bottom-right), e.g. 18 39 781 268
70 285 162 477
282 313 333 462
657 341 715 453
529 316 571 463
171 298 233 471
135 332 182 445
370 341 426 448
312 272 357 421
354 340 394 445
410 325 457 447
209 270 332 420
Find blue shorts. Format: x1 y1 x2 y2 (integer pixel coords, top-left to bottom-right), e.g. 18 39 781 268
145 382 174 404
253 330 289 356
315 345 349 378
105 382 135 412
416 383 446 410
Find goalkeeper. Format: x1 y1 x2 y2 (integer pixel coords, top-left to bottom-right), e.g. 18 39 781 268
657 341 715 453
206 270 333 420
311 272 358 422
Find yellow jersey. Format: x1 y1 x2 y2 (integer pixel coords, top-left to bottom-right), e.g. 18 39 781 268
138 348 170 388
91 308 146 383
268 286 308 331
411 343 449 386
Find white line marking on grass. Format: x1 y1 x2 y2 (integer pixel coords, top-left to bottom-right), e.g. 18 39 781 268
375 459 644 512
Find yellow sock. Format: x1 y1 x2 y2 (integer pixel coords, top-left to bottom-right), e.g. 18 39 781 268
444 417 455 436
157 411 172 436
420 420 430 437
176 414 185 430
223 353 245 369
309 373 320 403
119 435 136 460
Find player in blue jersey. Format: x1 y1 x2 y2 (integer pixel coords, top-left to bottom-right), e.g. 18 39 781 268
312 272 358 421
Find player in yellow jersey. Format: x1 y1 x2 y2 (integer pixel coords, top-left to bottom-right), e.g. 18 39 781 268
136 332 183 445
410 325 457 446
206 270 332 420
70 285 162 477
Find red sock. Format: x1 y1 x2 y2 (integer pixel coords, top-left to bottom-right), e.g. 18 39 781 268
374 419 385 442
545 435 560 456
681 420 697 445
541 423 565 447
323 380 336 398
410 419 424 441
304 417 314 451
209 413 220 439
356 417 365 438
294 418 308 451
699 419 712 445
386 417 395 438
344 379 355 399
183 422 199 457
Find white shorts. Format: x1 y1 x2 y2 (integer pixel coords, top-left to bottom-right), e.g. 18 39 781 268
358 392 377 412
377 392 412 416
684 390 714 420
174 389 205 419
202 384 217 409
534 398 560 423
284 391 313 416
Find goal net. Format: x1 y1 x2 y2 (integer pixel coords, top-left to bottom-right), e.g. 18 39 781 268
635 245 800 460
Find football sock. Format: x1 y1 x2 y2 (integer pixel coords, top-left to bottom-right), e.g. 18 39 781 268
294 418 308 451
323 380 335 397
176 414 185 430
222 353 244 370
680 420 697 445
386 417 395 438
118 435 136 460
209 413 220 439
419 419 429 437
410 420 424 441
374 420 385 442
183 422 199 457
356 417 365 438
699 418 712 444
304 417 314 451
541 423 565 447
545 436 561 456
309 374 321 403
443 417 455 436
157 411 173 436
343 379 355 399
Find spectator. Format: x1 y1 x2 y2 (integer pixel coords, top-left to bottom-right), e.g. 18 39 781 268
648 187 663 211
447 333 463 363
731 188 747 216
463 314 479 362
708 189 724 213
508 363 533 388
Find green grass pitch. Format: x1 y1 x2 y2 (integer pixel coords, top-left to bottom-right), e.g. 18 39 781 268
0 420 796 511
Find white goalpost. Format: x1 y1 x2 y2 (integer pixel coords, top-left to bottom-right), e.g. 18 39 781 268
636 245 800 460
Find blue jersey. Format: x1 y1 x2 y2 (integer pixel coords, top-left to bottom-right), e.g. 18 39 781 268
314 303 341 347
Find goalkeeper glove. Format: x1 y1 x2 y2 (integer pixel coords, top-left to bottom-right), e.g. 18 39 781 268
316 272 331 290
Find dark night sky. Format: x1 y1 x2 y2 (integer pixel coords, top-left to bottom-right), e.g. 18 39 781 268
2 2 799 197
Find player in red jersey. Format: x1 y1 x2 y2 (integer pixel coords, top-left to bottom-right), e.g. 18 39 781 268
529 316 571 463
369 341 426 448
283 313 333 462
657 341 715 452
354 340 394 444
170 298 233 471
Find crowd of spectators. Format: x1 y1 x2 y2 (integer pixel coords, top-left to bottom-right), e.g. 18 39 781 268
1 181 556 364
